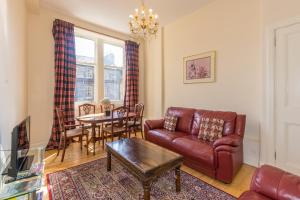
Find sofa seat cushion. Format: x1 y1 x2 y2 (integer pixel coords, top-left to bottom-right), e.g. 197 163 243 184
172 135 215 169
146 129 188 149
238 191 272 200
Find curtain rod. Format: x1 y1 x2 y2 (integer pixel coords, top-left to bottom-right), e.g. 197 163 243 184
75 25 127 42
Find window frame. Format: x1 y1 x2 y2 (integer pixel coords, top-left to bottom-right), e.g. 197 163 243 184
74 29 125 107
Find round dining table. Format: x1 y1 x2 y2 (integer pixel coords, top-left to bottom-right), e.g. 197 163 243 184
76 112 137 155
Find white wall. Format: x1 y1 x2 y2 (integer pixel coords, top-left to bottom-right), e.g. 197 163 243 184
0 0 28 161
263 0 300 25
144 29 164 119
27 7 145 146
146 0 262 166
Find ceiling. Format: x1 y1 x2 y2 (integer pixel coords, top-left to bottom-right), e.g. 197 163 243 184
40 0 214 34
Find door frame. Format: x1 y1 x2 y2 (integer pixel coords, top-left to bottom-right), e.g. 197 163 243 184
263 16 300 166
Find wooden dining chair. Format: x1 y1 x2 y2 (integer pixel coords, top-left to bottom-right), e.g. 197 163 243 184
56 107 89 162
78 103 101 145
100 103 115 128
128 103 145 138
102 106 129 144
78 103 96 116
99 103 115 113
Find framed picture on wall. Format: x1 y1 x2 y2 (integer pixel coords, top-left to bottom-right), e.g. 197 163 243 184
183 51 216 83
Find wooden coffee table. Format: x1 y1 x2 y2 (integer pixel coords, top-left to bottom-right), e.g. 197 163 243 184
106 138 184 200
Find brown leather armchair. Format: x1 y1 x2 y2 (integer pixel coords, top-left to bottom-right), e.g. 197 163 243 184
239 165 300 200
144 107 246 183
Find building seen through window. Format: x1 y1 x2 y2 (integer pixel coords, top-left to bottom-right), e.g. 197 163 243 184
74 32 125 104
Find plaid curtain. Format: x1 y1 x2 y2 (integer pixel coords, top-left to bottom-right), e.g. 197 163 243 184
124 41 139 112
47 19 76 150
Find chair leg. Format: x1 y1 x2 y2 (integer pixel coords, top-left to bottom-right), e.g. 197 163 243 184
127 130 130 138
141 130 144 139
98 126 101 144
128 129 131 138
101 130 105 149
80 136 83 150
134 128 137 137
57 134 63 157
104 131 107 143
86 133 89 155
61 137 67 162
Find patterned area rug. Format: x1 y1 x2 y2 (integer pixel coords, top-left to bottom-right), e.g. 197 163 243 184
47 158 236 200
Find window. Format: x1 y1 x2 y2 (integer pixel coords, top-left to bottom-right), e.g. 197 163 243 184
104 43 124 101
75 36 96 102
74 30 125 104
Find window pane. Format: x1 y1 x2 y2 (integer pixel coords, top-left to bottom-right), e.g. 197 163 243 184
75 65 94 102
104 67 123 101
104 43 123 67
75 37 95 64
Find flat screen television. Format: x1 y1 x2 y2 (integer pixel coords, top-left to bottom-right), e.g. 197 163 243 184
2 116 33 178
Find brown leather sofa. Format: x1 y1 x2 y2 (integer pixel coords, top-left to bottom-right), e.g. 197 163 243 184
144 107 246 183
239 165 300 200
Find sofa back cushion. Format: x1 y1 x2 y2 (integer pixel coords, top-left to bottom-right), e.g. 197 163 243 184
166 107 195 133
191 110 237 136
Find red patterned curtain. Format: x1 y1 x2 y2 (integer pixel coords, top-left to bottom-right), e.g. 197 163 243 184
47 19 76 150
124 41 139 112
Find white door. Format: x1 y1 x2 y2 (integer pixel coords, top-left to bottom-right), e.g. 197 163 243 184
275 23 300 175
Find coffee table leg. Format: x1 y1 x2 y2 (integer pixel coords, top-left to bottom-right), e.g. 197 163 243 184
107 151 111 171
143 182 151 200
175 166 181 192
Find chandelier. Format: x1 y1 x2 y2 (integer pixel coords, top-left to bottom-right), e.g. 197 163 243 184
129 1 159 37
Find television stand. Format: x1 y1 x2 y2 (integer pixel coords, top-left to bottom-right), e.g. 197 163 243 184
0 147 44 200
2 155 34 176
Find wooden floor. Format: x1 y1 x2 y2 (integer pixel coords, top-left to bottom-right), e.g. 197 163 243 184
42 133 255 199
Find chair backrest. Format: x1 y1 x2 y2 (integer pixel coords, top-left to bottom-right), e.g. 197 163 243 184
110 106 129 131
100 103 115 113
56 107 65 133
78 103 96 116
134 103 144 124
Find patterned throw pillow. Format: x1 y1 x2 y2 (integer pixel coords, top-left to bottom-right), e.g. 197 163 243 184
164 115 178 131
198 117 224 142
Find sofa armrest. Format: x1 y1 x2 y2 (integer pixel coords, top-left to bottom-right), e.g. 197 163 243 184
214 135 244 183
235 115 246 137
213 135 242 149
214 145 241 153
144 119 164 130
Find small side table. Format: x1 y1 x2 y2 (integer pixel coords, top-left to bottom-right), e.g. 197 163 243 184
0 147 45 200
